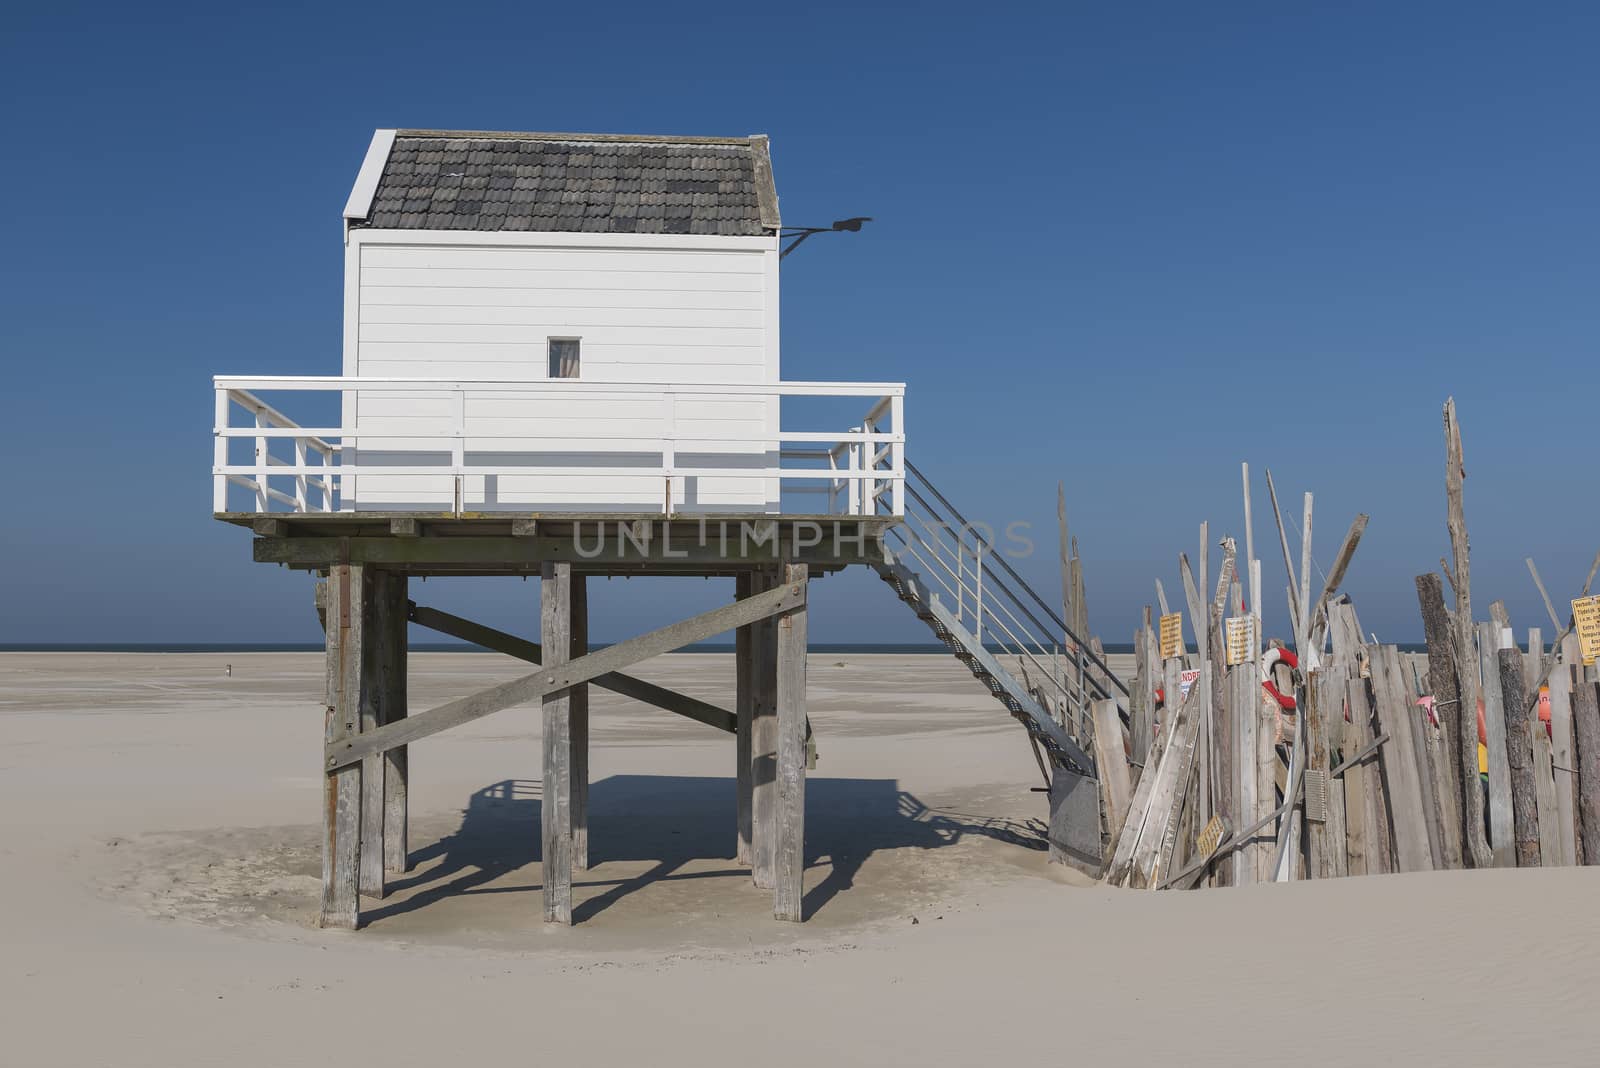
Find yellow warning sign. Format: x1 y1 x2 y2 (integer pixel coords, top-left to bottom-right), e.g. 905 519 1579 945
1225 615 1257 666
1574 595 1600 666
1159 612 1183 660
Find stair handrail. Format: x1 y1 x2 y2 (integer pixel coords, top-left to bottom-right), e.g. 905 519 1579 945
889 511 1096 714
900 478 1124 712
890 537 1094 739
904 459 1129 699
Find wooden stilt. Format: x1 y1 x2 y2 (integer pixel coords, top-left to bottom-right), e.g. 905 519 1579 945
320 563 363 929
381 572 409 873
541 560 574 924
358 569 390 899
735 571 755 865
751 566 779 890
571 572 589 871
774 561 808 922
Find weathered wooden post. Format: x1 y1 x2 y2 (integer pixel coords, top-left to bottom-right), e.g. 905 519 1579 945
1415 573 1466 867
380 572 409 875
541 560 575 924
751 565 779 890
735 571 755 865
1498 646 1541 866
321 562 364 929
1570 675 1600 863
774 561 809 922
571 573 590 871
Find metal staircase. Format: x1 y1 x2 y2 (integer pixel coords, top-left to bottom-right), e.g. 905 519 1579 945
868 461 1130 778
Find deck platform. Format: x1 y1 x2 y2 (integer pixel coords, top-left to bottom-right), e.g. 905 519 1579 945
226 511 898 577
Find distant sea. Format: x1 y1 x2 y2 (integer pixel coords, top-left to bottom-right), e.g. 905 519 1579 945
0 639 1427 655
1 642 1137 655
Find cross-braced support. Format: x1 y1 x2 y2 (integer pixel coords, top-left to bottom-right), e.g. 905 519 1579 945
318 568 806 929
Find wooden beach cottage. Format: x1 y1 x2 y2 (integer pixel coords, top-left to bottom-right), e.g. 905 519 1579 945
213 128 1122 929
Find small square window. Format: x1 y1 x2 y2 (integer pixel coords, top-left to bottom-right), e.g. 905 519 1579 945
548 338 580 378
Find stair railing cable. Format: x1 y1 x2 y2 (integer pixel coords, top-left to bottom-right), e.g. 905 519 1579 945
887 511 1093 721
903 459 1129 700
897 471 1126 715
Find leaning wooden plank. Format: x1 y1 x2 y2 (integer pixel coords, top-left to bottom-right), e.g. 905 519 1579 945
1348 675 1392 874
409 603 736 733
1367 646 1434 873
773 562 809 922
1498 646 1541 866
1137 684 1205 888
330 580 804 769
1547 639 1579 866
1092 699 1134 845
1477 623 1517 866
1105 660 1182 885
1231 664 1266 884
1569 675 1600 864
1308 669 1348 878
1305 514 1369 645
1179 546 1215 836
320 563 362 929
1531 710 1562 867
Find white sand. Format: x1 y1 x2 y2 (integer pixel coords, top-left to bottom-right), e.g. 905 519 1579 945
1 651 1595 1066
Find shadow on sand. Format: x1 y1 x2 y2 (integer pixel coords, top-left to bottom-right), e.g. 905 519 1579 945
363 776 1045 926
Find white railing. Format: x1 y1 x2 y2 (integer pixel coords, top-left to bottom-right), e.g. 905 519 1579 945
212 376 905 516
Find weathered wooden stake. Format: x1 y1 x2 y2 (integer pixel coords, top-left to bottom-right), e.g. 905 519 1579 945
541 560 574 924
774 561 808 922
1498 646 1541 866
1443 397 1493 869
1477 623 1516 867
1571 675 1600 863
1547 635 1580 866
1414 573 1466 868
320 563 363 929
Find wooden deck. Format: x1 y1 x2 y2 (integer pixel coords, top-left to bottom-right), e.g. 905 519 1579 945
223 511 897 577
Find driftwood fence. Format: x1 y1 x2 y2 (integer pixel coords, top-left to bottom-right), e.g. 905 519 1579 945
1085 398 1600 888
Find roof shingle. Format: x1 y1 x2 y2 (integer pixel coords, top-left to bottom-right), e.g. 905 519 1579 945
357 130 778 236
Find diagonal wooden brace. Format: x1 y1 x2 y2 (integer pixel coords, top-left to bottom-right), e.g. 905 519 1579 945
409 602 736 733
327 579 805 770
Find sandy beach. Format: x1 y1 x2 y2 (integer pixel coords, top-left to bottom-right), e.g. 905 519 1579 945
2 650 1596 1066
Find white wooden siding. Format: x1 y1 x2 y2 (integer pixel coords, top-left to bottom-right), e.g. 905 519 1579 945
347 232 779 511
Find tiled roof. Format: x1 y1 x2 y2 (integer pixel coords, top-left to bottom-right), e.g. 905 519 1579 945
357 130 779 236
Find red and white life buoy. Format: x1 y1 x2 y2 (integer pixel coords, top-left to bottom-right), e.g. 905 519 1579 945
1261 647 1298 711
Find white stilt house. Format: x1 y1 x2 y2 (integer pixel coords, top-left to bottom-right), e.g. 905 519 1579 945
215 128 905 516
212 129 1114 933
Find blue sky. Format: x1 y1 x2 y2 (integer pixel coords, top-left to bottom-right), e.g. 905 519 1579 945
2 1 1595 645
